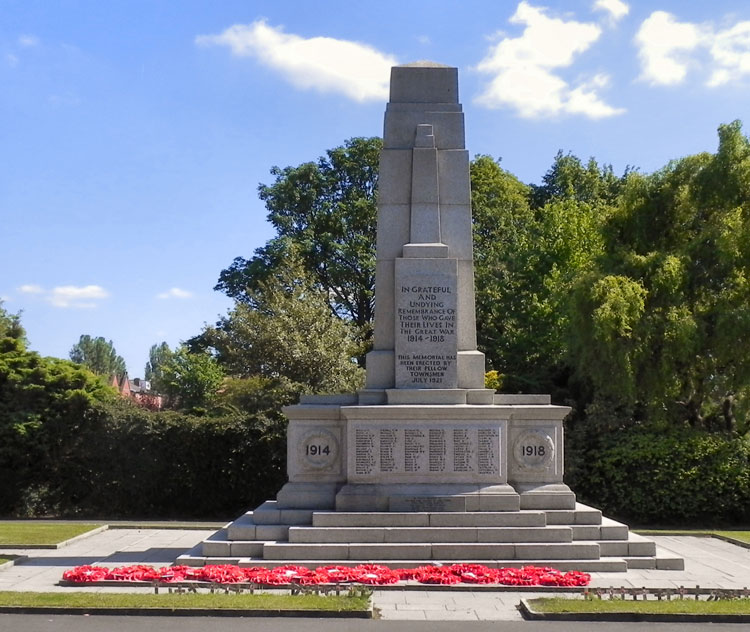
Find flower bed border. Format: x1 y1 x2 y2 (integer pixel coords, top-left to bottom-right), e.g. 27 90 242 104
61 563 591 588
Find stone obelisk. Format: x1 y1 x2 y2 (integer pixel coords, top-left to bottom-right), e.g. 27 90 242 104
363 62 490 405
273 61 573 513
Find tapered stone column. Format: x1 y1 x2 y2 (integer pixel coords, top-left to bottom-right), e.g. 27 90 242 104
362 63 490 406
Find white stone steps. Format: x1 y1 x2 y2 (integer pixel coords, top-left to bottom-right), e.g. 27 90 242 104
262 541 600 561
175 549 628 572
235 557 630 572
651 548 686 570
311 511 547 528
190 502 677 573
288 525 573 544
250 502 314 525
544 503 603 525
571 518 629 541
598 534 657 557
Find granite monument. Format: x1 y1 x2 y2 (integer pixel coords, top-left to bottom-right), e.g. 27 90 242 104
182 63 682 571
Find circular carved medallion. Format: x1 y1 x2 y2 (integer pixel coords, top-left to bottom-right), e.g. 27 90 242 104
300 429 339 470
513 430 554 470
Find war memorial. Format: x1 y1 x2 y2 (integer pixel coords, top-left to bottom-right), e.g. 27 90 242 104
181 63 683 572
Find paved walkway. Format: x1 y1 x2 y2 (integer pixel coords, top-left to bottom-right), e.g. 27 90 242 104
1 528 749 621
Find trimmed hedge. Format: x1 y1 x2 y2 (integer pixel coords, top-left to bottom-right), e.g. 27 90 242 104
566 425 750 525
2 399 287 519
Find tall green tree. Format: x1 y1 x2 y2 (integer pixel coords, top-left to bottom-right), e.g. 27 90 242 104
1 315 113 514
0 301 25 342
144 342 173 394
159 345 224 411
531 151 628 209
69 335 127 381
570 121 750 433
215 137 381 344
471 155 612 392
194 257 365 394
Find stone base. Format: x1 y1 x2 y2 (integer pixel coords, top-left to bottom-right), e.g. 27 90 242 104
514 483 577 510
180 501 684 572
334 483 520 512
182 394 683 572
275 482 340 510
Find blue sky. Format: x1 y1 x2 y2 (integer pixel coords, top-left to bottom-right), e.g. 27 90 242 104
3 0 750 376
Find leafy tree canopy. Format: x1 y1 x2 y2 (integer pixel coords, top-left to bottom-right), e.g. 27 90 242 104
570 121 750 433
159 345 224 412
471 155 617 392
215 137 381 344
0 301 26 342
144 341 173 394
194 255 365 394
69 335 127 381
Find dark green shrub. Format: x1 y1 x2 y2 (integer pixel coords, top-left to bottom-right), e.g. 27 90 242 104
0 331 290 518
566 424 750 525
45 399 287 519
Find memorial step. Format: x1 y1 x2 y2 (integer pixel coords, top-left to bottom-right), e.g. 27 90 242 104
598 534 657 557
175 546 630 572
251 502 314 525
544 503 603 525
261 541 601 561
570 518 629 541
311 510 547 528
288 525 573 544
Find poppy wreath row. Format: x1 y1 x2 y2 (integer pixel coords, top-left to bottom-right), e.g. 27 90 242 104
62 563 590 586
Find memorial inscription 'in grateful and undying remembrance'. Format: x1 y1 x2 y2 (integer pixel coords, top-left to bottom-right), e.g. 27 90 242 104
350 422 500 482
394 271 458 389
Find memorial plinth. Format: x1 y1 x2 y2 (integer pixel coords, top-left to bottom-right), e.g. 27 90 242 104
182 63 683 572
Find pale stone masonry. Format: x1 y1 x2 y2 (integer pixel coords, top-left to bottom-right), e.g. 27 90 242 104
364 63 487 400
181 63 683 571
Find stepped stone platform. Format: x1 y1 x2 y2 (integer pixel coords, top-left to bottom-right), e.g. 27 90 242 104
177 501 683 572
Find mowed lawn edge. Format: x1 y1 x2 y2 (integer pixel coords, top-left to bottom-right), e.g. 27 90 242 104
0 522 104 546
0 590 371 612
526 597 750 615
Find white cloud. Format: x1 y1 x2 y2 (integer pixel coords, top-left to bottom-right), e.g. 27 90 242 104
18 34 39 47
156 287 193 300
475 2 624 119
707 21 750 86
636 11 750 88
417 35 431 46
18 284 109 307
635 11 704 85
19 284 44 294
196 19 396 102
5 53 18 67
19 283 109 307
49 285 109 308
593 0 629 24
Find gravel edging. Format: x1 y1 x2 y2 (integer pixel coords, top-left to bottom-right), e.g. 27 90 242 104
518 599 750 623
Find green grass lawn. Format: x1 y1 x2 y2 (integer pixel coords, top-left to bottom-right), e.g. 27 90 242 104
0 590 371 612
715 531 750 544
529 597 750 615
0 523 102 546
0 559 9 565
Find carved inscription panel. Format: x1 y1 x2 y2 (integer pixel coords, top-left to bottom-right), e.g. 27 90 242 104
394 269 458 389
350 422 501 483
